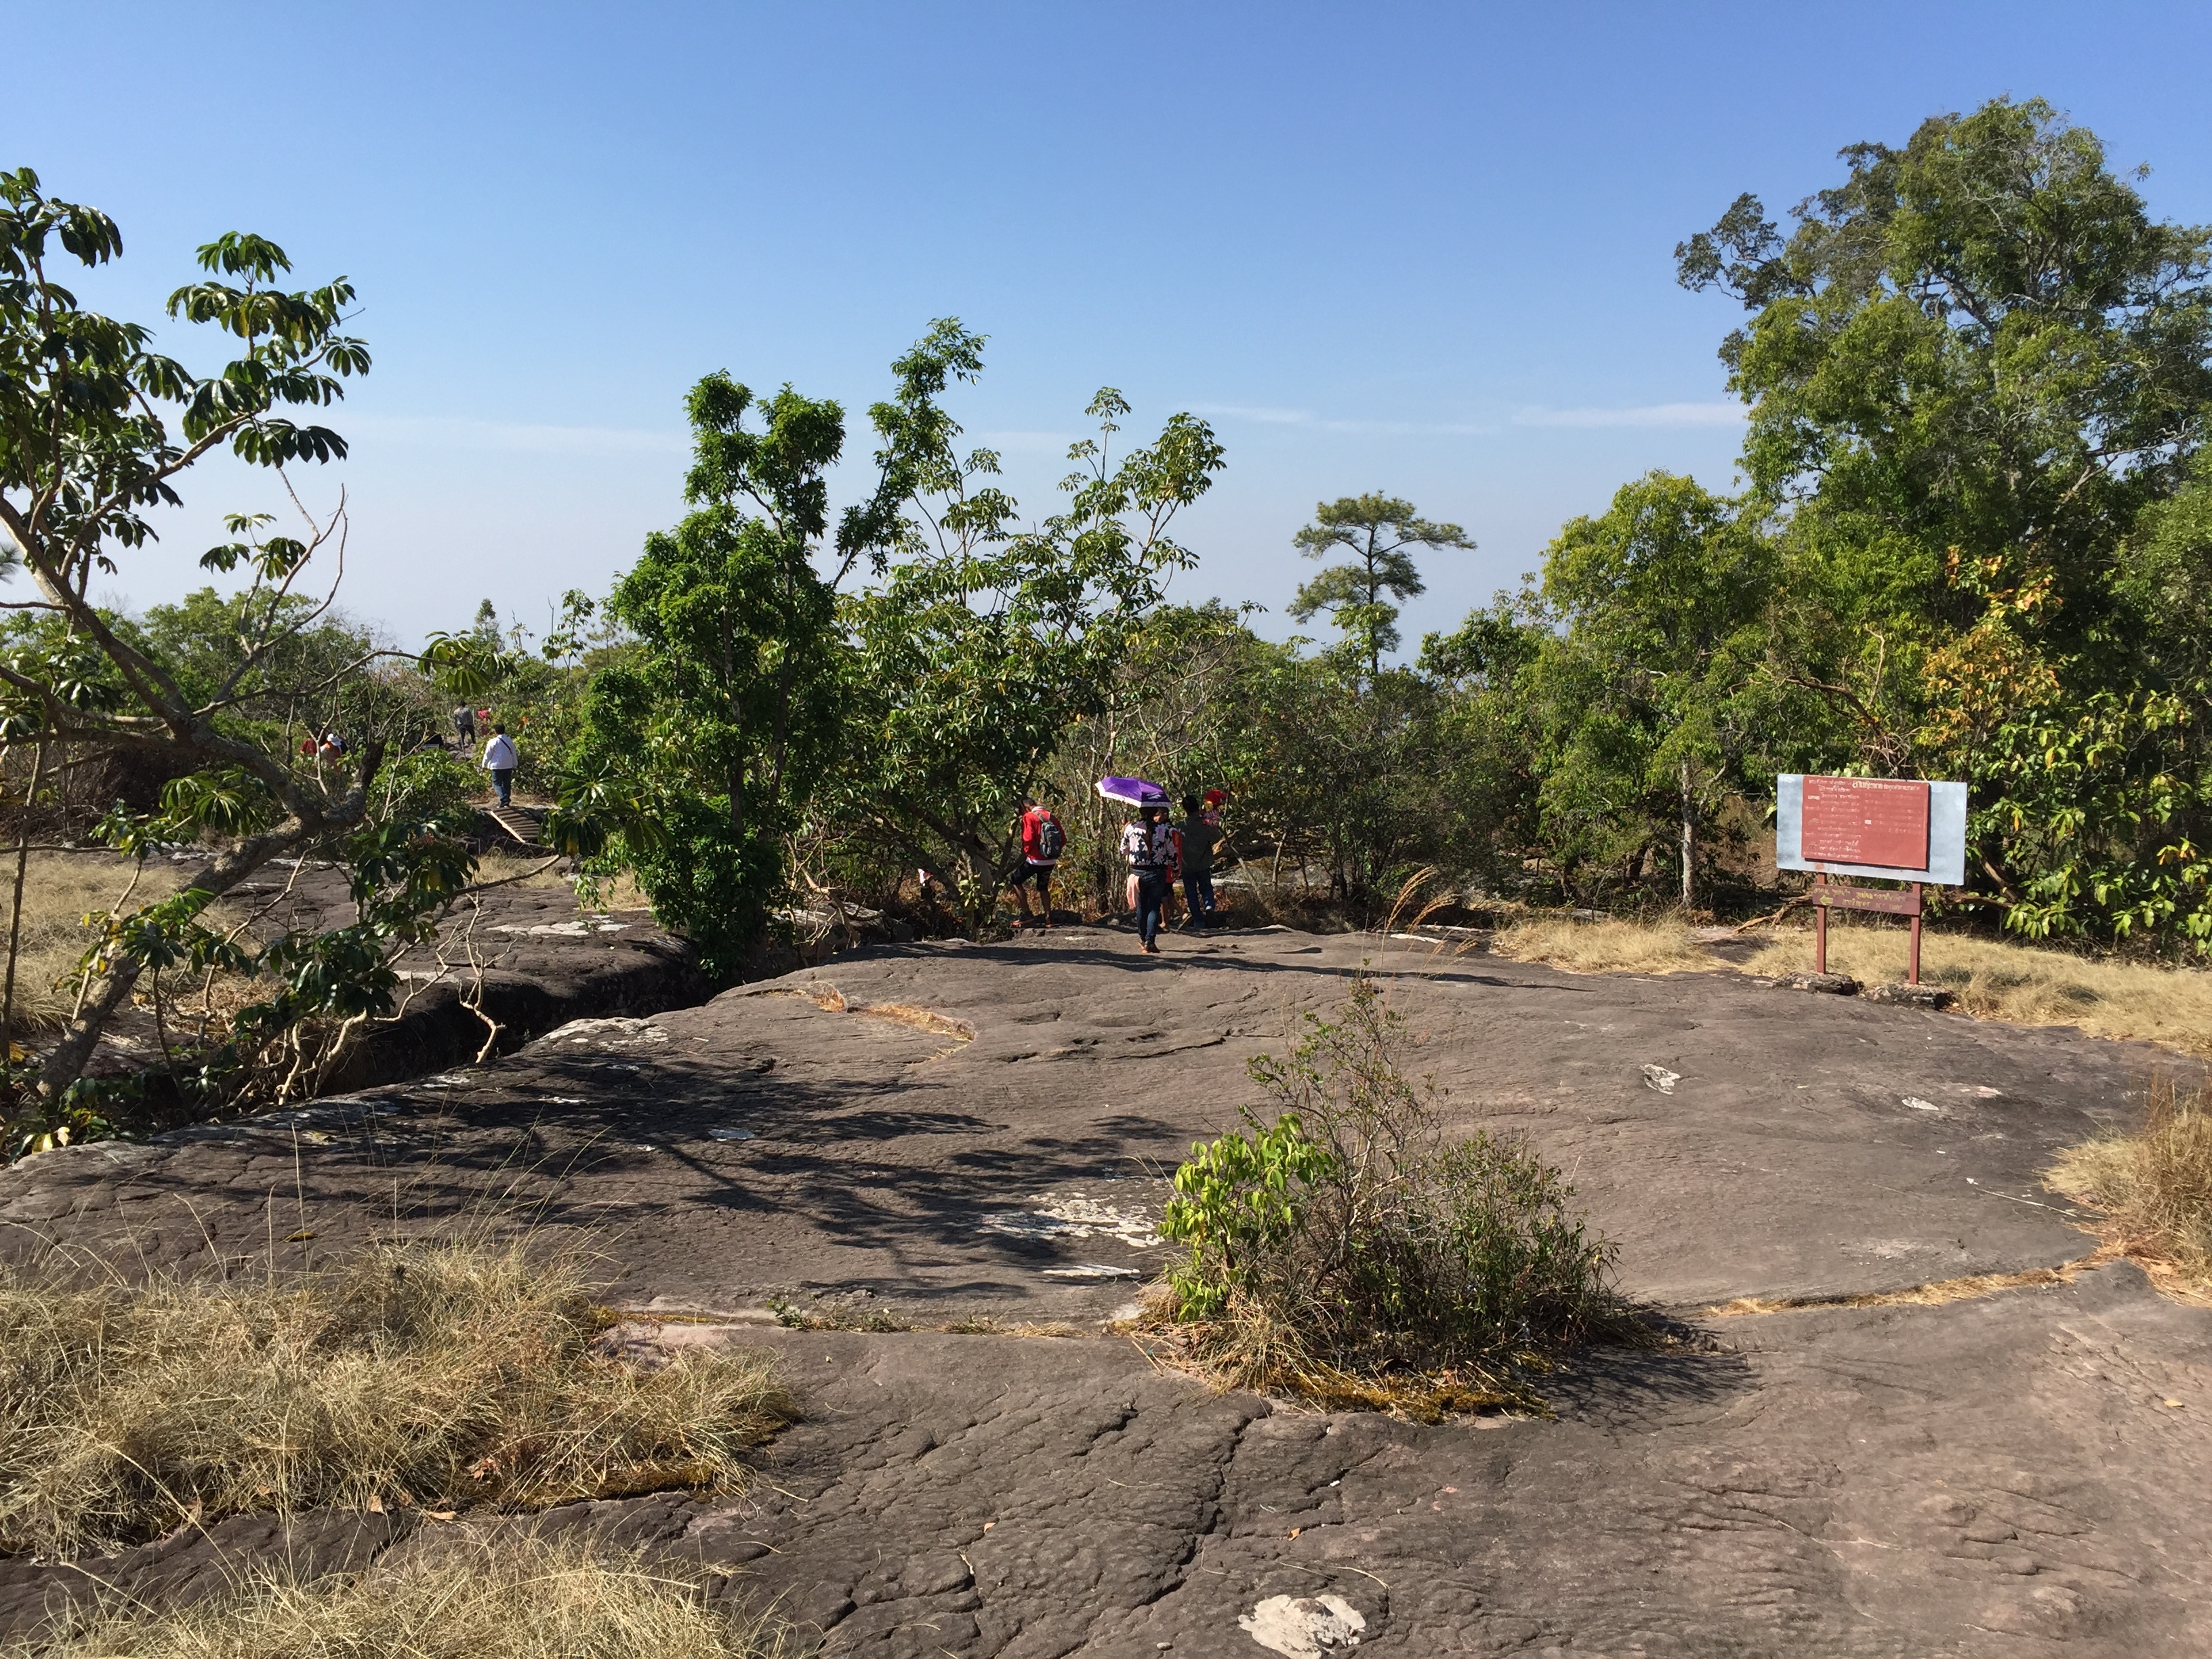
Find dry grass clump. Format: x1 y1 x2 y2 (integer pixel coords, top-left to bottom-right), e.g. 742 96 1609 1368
1143 975 1624 1414
30 1532 798 1659
0 851 190 1034
1489 916 1716 975
2047 1076 2212 1290
0 1238 796 1559
1743 925 2212 1057
470 848 572 891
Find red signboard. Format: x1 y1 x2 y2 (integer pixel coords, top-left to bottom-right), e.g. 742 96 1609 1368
1801 777 1931 871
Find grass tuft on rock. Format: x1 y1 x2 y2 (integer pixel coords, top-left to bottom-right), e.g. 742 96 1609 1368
2047 1076 2212 1290
1489 918 1715 975
1143 974 1623 1410
24 1532 797 1659
0 1238 796 1560
1743 926 2212 1057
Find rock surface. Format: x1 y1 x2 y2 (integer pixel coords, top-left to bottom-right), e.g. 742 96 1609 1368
3 924 2206 1655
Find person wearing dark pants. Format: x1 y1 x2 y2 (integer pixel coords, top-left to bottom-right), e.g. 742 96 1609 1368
1134 869 1170 952
482 724 518 808
1176 794 1221 928
1120 802 1173 954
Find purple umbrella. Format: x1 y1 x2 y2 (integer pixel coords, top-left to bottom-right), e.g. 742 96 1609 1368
1096 775 1170 808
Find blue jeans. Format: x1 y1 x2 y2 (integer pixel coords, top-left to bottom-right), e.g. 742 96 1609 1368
1183 869 1214 924
1135 874 1170 947
491 767 514 807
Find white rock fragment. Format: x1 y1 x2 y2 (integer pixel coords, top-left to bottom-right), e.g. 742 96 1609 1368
1040 1263 1140 1279
544 1017 669 1047
1641 1064 1681 1094
1903 1097 1940 1112
709 1127 755 1142
1238 1593 1366 1658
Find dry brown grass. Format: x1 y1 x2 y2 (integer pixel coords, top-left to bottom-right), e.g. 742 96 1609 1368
1489 916 1717 975
29 1532 798 1658
0 1238 796 1559
470 848 572 891
0 851 190 1034
777 983 974 1042
1701 1262 2096 1318
1743 924 2212 1057
2047 1076 2212 1293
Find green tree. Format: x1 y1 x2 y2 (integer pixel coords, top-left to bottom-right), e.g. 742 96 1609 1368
1288 494 1473 680
558 371 850 979
835 373 1225 930
1679 96 2212 945
1525 472 1777 908
0 169 453 1109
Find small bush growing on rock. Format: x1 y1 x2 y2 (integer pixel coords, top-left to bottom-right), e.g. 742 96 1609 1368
0 1237 796 1559
1153 974 1620 1397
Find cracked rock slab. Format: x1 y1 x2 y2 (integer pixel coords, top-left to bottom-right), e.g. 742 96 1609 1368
1 929 2170 1312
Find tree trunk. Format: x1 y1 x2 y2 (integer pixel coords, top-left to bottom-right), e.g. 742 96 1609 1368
1679 759 1694 912
2 737 47 1059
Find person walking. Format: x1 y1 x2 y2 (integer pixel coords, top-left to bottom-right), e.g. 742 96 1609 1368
1177 794 1223 928
1010 794 1064 929
1120 801 1174 954
482 724 518 808
453 703 478 744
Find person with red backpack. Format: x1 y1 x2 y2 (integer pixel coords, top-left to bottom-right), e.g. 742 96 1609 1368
1010 794 1064 930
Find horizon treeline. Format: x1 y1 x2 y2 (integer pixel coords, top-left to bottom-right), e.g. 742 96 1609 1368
4 91 2209 1142
510 95 2208 960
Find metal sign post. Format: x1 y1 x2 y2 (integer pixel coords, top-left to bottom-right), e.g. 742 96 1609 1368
1779 777 1966 987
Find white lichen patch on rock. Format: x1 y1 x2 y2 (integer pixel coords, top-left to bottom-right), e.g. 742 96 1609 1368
494 918 629 937
543 1017 670 1048
1239 1593 1366 1657
981 1192 1160 1248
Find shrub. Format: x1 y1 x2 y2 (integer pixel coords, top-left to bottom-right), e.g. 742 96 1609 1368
1153 974 1619 1393
0 1237 796 1559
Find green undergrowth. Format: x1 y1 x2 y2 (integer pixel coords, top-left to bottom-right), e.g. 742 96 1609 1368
1141 972 1635 1414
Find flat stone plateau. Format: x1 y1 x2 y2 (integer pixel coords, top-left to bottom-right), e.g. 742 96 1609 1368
4 928 2207 1654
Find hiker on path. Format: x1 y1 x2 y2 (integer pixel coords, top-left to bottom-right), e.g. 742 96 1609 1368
1177 794 1223 928
453 703 478 744
1120 801 1174 955
482 724 518 808
1010 794 1063 930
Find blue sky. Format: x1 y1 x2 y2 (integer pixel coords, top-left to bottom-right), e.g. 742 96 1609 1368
11 1 2211 651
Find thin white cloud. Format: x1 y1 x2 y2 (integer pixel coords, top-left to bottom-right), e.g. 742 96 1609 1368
1513 403 1746 429
345 415 689 455
975 429 1081 454
1191 403 1498 438
1193 403 1316 426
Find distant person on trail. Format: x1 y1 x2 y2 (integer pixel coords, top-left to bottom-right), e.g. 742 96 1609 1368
1178 794 1222 928
483 724 518 808
453 704 478 743
1010 794 1064 930
1120 801 1174 955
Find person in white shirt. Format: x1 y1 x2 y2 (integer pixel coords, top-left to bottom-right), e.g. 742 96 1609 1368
482 724 518 807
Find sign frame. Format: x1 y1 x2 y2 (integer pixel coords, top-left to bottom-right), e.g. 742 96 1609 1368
1775 775 1969 987
1776 775 1967 885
